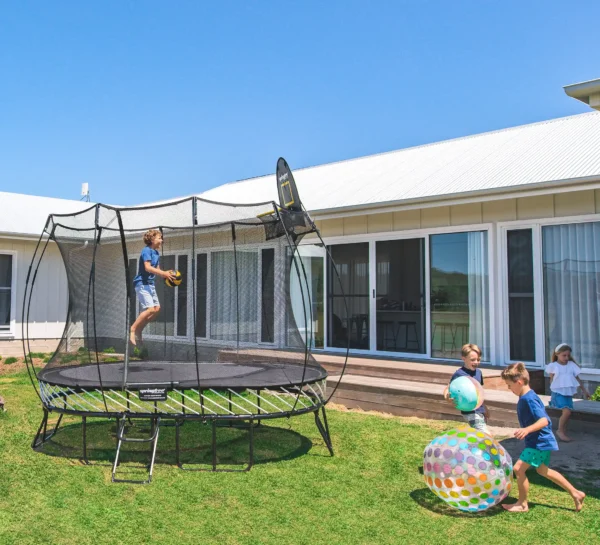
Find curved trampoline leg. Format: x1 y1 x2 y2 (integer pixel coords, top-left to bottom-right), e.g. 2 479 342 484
315 406 334 456
32 409 63 449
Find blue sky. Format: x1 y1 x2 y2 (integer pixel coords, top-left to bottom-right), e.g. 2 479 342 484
1 1 599 205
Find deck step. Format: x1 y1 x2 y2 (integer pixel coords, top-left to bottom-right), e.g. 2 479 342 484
321 357 513 390
327 374 600 433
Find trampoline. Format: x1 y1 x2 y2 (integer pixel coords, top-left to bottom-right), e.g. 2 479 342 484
23 158 349 483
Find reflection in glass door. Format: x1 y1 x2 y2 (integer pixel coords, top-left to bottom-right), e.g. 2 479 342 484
375 239 425 353
328 243 369 349
289 245 325 349
430 232 490 360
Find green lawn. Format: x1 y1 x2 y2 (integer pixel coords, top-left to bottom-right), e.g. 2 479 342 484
0 371 598 545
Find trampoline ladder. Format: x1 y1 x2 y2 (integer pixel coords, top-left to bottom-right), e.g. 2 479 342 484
112 416 161 484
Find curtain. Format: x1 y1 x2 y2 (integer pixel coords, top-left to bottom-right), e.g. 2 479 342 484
211 251 258 342
543 222 600 369
467 232 490 360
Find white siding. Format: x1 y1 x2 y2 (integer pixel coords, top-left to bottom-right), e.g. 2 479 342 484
0 237 68 340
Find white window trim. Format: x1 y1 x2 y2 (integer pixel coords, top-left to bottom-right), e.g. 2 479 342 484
498 212 600 375
0 250 17 338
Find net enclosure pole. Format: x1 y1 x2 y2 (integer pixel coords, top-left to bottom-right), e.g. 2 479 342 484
116 211 132 389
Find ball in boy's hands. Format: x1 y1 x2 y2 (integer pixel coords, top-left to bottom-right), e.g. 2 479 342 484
165 270 182 287
448 376 484 412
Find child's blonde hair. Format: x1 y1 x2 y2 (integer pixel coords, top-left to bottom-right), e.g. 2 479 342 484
143 229 161 246
461 344 481 359
501 362 530 385
551 343 576 363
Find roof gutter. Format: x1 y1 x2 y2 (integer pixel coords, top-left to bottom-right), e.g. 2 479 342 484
310 174 600 220
564 78 600 111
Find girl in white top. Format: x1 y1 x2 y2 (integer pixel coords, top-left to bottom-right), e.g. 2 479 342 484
545 343 590 442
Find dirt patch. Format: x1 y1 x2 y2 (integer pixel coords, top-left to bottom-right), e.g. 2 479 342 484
0 358 45 377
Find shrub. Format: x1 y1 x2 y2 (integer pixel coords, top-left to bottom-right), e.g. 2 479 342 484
60 354 79 364
42 356 52 363
103 357 119 363
77 347 89 354
591 386 600 402
0 355 2 361
102 347 116 354
4 357 18 365
28 352 46 359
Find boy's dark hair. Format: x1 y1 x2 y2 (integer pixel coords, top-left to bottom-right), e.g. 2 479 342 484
501 362 530 385
143 229 161 246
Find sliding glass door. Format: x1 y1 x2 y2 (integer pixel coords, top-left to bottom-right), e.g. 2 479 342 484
506 229 536 362
289 245 325 349
328 243 370 349
542 221 600 370
430 232 490 360
375 239 425 353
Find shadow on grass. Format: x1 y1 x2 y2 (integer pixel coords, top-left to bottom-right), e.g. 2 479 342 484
34 418 316 470
410 488 505 518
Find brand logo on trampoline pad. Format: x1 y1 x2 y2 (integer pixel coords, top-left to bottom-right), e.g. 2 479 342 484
139 387 168 401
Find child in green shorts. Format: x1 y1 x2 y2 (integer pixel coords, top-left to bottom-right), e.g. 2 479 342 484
501 363 585 512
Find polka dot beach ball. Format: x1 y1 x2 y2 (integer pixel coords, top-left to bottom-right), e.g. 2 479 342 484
423 426 513 512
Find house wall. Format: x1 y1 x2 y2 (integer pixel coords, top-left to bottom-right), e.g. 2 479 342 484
317 190 600 236
312 188 600 386
0 237 68 356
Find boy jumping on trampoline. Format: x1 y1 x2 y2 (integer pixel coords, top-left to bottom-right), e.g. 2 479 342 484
130 229 175 346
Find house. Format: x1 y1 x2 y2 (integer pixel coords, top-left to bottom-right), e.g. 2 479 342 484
2 80 600 395
0 192 92 356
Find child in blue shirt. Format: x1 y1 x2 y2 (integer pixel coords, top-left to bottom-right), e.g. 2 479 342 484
501 362 585 513
443 344 490 433
129 229 175 346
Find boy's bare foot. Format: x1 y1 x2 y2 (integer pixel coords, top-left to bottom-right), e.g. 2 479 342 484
502 502 529 513
129 330 137 346
573 491 586 512
557 431 572 442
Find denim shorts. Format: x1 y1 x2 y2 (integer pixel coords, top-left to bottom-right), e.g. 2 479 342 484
519 447 551 468
462 412 489 434
135 283 160 309
549 391 574 411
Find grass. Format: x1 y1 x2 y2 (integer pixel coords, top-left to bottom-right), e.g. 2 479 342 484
0 370 598 545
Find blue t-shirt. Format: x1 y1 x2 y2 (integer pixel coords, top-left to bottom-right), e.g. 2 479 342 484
517 389 558 451
133 246 160 286
451 367 486 415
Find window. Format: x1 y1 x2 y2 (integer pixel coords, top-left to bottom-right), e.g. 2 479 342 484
261 248 275 343
195 253 207 338
0 254 14 333
430 232 490 360
376 239 425 353
210 250 258 342
543 222 600 369
328 243 370 349
506 229 535 361
143 254 188 338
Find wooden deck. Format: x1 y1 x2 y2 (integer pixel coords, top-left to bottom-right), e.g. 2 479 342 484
219 348 599 432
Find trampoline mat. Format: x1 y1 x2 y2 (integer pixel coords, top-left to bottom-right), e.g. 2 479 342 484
37 361 327 390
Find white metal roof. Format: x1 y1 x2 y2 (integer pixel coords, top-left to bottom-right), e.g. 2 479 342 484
0 192 93 238
199 111 600 214
3 111 600 238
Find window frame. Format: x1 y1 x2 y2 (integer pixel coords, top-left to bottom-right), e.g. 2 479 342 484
0 250 17 338
498 213 600 375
